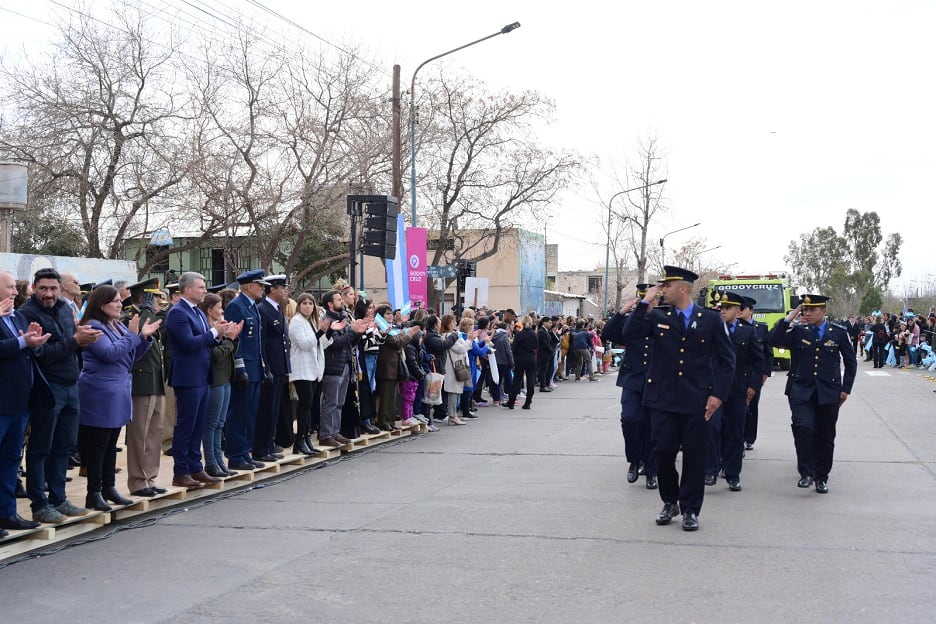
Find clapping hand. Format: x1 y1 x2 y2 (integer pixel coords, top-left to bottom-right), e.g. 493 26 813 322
226 320 244 339
140 317 162 338
22 322 51 348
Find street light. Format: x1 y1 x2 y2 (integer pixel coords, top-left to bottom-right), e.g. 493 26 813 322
659 222 701 268
602 179 667 314
409 22 521 227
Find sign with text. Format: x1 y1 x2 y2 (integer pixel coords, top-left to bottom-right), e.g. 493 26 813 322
405 227 427 309
426 264 456 279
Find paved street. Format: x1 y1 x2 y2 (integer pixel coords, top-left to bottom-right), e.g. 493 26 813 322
3 359 935 623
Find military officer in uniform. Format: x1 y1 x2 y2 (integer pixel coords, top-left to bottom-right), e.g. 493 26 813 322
767 294 856 493
223 270 269 471
253 275 291 462
705 291 764 492
621 266 735 531
601 283 657 489
739 296 772 451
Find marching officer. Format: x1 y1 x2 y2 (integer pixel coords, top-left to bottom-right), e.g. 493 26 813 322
620 266 735 531
223 270 269 471
601 283 657 490
739 296 772 451
767 294 856 493
705 291 764 492
253 275 291 462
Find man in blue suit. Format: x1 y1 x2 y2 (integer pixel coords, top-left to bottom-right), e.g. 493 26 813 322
621 266 735 531
164 271 235 489
253 275 291 462
601 283 657 490
0 270 52 534
224 270 269 471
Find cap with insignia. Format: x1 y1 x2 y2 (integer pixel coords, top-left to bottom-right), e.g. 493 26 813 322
79 282 94 294
264 274 288 287
235 269 269 285
128 277 161 296
636 283 652 298
94 279 113 289
207 283 227 293
710 290 724 306
659 265 699 284
801 294 829 307
742 296 757 309
718 291 745 307
165 282 180 295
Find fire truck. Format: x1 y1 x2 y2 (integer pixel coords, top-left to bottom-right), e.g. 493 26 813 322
696 273 796 370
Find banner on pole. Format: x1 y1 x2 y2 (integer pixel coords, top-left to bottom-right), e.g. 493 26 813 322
405 227 427 310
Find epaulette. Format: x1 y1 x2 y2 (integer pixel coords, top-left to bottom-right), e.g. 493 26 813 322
831 322 848 332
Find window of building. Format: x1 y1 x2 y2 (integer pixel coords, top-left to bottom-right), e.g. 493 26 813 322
588 276 602 293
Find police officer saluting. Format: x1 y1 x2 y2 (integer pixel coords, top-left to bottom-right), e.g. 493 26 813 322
767 294 856 493
601 283 657 489
705 291 764 492
621 266 735 531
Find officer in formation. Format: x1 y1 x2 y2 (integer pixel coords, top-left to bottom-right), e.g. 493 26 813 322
738 296 772 451
621 266 735 531
767 294 856 493
601 283 657 490
705 291 764 492
254 275 291 462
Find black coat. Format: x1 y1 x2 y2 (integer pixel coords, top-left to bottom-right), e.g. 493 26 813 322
511 327 538 368
423 329 458 375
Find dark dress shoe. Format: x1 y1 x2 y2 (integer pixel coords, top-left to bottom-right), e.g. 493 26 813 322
682 512 700 531
0 514 41 531
0 528 8 538
272 453 284 459
645 476 658 490
638 462 646 476
256 454 279 462
704 475 717 486
205 465 227 478
815 481 829 494
797 476 814 488
250 460 266 468
626 463 639 484
85 492 113 512
333 434 353 445
171 475 204 489
503 403 515 409
363 423 382 434
230 462 257 471
102 487 134 505
656 502 680 525
521 404 531 410
191 471 222 484
151 486 167 495
131 488 157 497
744 442 754 450
727 480 742 492
272 445 285 454
317 437 339 447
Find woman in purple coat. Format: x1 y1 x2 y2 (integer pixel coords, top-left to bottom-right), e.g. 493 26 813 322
77 285 161 511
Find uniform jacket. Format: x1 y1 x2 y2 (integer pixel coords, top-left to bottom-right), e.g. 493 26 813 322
747 319 773 378
621 301 736 414
224 292 264 381
724 320 765 398
123 305 165 396
258 298 290 376
77 320 151 428
602 311 651 393
164 299 216 388
288 315 326 382
768 319 857 405
18 295 82 386
0 312 52 414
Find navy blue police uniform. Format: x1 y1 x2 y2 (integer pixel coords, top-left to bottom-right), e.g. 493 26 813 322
601 284 657 488
705 292 764 490
767 294 857 492
254 275 291 461
620 266 735 528
741 296 772 449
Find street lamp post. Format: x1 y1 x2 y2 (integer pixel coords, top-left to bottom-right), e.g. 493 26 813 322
659 222 701 269
602 179 667 315
409 22 521 227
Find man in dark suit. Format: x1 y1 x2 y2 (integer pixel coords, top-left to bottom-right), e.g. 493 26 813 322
602 284 657 490
223 270 268 471
767 294 857 493
0 270 51 534
253 275 291 462
620 266 735 531
705 291 764 492
739 296 772 450
164 272 235 489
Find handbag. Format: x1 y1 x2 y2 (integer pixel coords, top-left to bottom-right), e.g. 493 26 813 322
424 362 444 405
450 351 470 382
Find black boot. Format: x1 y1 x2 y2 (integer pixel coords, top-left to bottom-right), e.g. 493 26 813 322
294 437 315 456
86 491 112 512
304 434 318 453
102 486 133 506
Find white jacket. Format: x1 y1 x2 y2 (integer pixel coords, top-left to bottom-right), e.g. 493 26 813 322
289 315 326 382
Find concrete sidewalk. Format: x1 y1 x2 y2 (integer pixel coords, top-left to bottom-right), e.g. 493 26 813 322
2 362 935 623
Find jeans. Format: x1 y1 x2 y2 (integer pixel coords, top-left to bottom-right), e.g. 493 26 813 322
203 383 231 470
26 382 80 511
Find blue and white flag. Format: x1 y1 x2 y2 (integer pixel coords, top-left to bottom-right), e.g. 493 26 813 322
385 214 410 310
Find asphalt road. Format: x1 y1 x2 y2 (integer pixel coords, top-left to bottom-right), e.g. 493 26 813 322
3 359 935 623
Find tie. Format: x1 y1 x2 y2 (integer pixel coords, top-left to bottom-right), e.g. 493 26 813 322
683 312 691 330
729 323 735 335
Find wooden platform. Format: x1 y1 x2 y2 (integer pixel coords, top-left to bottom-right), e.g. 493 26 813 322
1 420 427 562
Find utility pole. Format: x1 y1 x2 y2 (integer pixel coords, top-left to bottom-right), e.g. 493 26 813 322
392 65 402 201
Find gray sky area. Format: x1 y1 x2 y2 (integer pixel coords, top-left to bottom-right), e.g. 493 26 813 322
2 0 932 294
